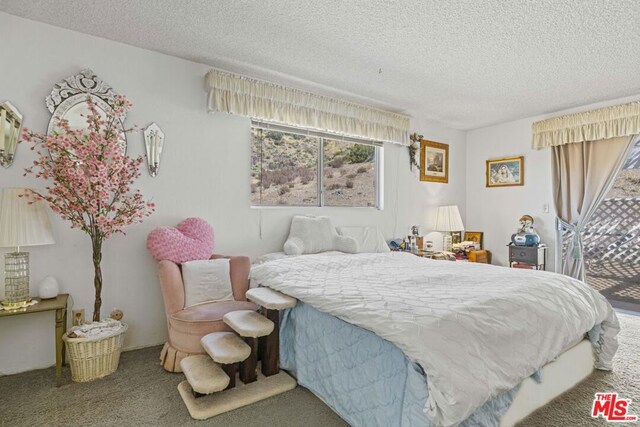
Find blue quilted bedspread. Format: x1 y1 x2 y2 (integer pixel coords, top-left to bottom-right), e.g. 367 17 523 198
280 302 519 426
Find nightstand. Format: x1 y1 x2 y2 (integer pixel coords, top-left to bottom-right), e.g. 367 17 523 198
467 250 492 264
508 245 547 270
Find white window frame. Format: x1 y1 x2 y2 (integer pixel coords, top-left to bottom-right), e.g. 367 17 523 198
251 120 383 209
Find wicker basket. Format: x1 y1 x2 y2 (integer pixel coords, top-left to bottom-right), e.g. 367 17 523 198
63 323 128 382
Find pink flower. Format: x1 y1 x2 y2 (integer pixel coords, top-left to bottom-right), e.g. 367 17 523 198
21 96 154 240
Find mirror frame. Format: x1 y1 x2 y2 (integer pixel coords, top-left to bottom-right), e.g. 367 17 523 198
0 101 24 168
46 69 127 154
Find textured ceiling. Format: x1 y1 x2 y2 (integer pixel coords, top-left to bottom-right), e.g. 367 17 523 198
1 0 640 129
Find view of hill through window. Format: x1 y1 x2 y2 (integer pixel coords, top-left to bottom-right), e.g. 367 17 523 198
607 139 640 198
251 128 378 207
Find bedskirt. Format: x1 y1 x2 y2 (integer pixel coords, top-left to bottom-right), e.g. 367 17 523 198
280 302 518 426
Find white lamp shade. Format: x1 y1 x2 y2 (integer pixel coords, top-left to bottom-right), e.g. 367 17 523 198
435 205 464 232
0 188 55 248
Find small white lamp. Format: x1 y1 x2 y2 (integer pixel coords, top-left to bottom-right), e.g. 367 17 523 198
0 188 55 309
435 205 464 252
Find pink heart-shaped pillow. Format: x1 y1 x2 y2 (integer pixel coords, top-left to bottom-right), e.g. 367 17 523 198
147 217 214 263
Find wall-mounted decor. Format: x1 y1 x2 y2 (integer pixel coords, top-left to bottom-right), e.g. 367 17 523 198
46 69 127 156
0 101 23 168
486 156 524 187
143 122 164 177
420 140 449 183
408 132 423 171
463 231 484 249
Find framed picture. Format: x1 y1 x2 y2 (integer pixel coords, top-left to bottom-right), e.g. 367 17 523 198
420 140 449 183
451 231 462 245
486 156 524 187
464 231 483 249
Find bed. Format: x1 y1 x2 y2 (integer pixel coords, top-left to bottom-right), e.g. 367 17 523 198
250 251 619 427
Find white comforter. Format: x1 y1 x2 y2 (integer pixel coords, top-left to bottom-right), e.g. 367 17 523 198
251 252 619 427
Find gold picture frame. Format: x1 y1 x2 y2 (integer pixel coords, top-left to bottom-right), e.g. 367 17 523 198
464 231 484 249
486 156 524 187
420 140 449 183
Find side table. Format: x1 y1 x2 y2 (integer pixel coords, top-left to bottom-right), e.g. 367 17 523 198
508 245 547 270
0 293 69 386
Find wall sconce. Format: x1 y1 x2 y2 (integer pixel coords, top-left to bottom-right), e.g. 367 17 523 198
143 123 164 177
0 102 24 168
408 132 423 171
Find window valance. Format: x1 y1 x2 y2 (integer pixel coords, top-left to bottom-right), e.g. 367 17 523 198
532 101 640 149
205 69 410 145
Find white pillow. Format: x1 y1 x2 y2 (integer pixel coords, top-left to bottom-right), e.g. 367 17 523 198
182 259 234 307
338 226 390 253
283 215 358 255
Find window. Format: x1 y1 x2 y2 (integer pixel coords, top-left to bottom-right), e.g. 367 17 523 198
251 122 382 208
250 128 320 206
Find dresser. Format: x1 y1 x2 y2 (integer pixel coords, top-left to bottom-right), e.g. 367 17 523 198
508 245 547 270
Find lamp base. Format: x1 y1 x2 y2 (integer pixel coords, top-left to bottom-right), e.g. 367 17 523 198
0 298 37 311
442 234 453 252
4 251 31 309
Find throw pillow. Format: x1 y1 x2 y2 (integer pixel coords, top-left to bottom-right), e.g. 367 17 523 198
182 259 233 307
283 215 358 255
147 217 214 263
337 226 390 253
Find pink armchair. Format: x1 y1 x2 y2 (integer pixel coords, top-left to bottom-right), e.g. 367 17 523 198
158 255 256 372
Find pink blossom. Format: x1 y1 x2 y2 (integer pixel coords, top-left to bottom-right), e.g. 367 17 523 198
21 96 155 241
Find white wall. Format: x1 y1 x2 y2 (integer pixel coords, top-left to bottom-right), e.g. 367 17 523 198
466 95 640 269
0 12 466 374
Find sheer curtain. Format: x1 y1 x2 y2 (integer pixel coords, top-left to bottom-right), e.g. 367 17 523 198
532 101 640 280
552 135 636 280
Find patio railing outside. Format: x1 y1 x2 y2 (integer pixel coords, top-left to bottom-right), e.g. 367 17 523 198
559 197 640 309
583 197 640 265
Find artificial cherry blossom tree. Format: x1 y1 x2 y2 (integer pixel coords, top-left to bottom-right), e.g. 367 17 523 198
22 96 155 321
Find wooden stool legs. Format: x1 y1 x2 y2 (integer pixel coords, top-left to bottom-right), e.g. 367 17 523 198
221 363 237 390
239 337 258 384
237 310 279 382
262 309 280 377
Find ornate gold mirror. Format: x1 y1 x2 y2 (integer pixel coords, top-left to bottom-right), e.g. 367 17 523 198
0 101 24 168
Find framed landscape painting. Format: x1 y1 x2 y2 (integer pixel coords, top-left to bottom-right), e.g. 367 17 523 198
486 156 524 187
420 140 449 183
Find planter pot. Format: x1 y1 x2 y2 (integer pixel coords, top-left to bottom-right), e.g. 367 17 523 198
63 323 128 382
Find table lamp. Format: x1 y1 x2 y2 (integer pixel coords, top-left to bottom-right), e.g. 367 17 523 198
0 188 55 309
435 205 464 252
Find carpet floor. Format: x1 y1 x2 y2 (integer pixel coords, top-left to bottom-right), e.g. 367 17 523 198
520 312 639 426
0 313 637 427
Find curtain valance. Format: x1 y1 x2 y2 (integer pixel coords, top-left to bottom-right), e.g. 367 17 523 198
532 101 640 149
205 69 410 145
